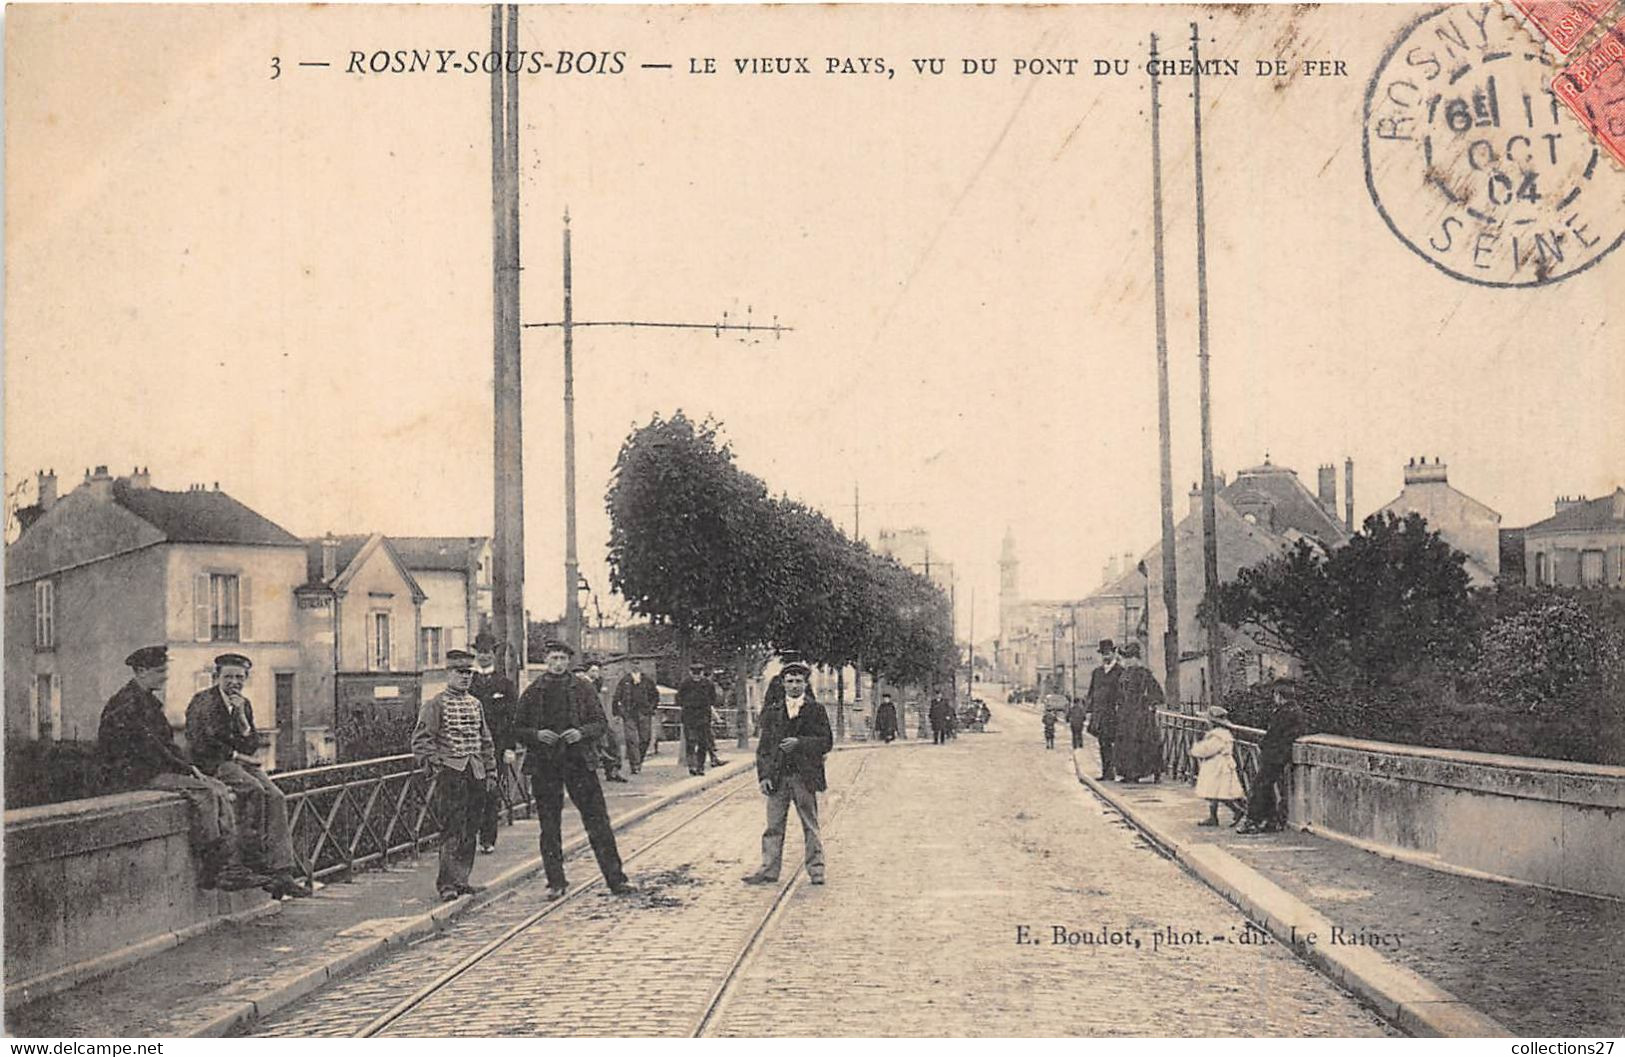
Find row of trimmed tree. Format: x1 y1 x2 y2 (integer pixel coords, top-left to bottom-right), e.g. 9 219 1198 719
604 412 958 691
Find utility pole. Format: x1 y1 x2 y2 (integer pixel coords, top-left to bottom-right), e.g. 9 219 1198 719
490 3 525 679
1192 23 1223 709
1150 32 1181 710
525 222 791 653
966 586 975 700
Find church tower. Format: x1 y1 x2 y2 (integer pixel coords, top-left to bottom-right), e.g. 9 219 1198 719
999 526 1020 646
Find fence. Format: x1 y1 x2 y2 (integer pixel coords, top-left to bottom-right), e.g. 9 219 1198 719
273 755 535 887
1155 709 1265 792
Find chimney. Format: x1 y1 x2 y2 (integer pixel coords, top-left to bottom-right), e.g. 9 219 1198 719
85 464 113 501
1555 495 1588 515
37 468 57 511
1189 481 1203 518
1344 457 1354 532
128 466 151 490
1317 464 1337 515
322 533 339 581
1403 455 1449 486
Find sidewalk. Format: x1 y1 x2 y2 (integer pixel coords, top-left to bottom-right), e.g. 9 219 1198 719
1068 742 1625 1038
4 748 756 1039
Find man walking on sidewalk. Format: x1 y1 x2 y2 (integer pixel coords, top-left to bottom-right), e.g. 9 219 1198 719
743 659 833 886
677 660 718 776
1084 639 1124 781
412 649 497 901
612 662 659 774
471 631 519 854
515 640 634 898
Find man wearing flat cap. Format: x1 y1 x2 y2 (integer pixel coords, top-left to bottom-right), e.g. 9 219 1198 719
470 631 519 854
186 653 310 898
677 660 720 776
1084 639 1124 781
514 639 633 898
743 657 833 886
98 646 267 891
412 648 497 900
612 660 659 775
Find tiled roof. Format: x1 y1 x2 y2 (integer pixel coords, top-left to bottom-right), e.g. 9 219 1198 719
1222 463 1347 544
302 535 370 586
389 536 486 572
1524 489 1625 535
112 480 302 546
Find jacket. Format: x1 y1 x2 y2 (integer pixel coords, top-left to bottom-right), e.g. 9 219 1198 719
1084 664 1123 737
411 689 497 780
612 673 660 723
184 686 260 774
755 690 833 793
470 670 519 752
677 676 718 726
98 680 194 789
513 670 605 773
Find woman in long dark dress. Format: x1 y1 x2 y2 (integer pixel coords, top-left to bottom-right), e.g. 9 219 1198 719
1112 642 1165 782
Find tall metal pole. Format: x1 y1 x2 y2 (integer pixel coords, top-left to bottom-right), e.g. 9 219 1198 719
562 212 581 653
1150 33 1182 705
491 4 526 678
1192 23 1223 707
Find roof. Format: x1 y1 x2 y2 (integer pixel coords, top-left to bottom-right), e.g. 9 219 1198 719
303 535 371 586
1524 488 1625 535
301 533 427 601
111 480 302 546
389 536 487 572
1222 461 1348 544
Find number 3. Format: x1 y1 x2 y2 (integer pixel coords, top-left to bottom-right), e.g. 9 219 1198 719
270 56 281 80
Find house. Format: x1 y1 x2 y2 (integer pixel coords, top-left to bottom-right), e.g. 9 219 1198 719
389 536 493 697
297 535 427 736
996 529 1139 695
1375 457 1501 586
5 467 306 766
1523 488 1625 588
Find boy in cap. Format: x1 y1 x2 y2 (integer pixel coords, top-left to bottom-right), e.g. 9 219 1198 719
471 631 519 853
515 639 633 897
98 646 267 891
676 660 719 776
186 653 310 898
743 658 833 886
412 648 497 900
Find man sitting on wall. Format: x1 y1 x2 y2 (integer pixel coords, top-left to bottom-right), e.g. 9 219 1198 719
186 653 311 899
98 646 269 892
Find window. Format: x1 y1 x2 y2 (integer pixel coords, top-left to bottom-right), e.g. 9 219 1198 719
1581 550 1606 587
421 626 443 668
34 581 55 648
371 612 392 671
194 573 253 642
1534 552 1549 586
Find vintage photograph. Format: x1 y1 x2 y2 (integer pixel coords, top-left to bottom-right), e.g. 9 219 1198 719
4 1 1623 1041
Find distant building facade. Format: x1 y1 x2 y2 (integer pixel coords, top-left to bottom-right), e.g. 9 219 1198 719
1375 457 1501 586
1523 488 1625 588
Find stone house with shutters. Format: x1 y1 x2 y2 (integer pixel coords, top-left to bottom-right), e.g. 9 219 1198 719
1523 488 1625 588
388 536 492 699
4 467 306 766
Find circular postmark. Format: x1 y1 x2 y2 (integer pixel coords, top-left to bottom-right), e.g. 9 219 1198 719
1364 4 1625 287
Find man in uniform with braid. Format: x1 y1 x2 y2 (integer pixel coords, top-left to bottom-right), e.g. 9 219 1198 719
412 648 497 901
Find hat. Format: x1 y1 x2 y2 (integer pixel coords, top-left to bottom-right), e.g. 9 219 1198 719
780 661 811 677
1097 639 1116 655
1119 642 1142 659
472 631 498 652
541 638 573 657
214 652 252 671
1206 705 1230 720
126 645 168 669
446 649 476 670
688 659 706 670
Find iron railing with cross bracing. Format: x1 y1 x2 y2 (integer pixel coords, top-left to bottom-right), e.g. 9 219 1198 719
1156 709 1265 792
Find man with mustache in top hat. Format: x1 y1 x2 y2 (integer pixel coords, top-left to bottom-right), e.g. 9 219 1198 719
413 648 497 900
1084 639 1125 781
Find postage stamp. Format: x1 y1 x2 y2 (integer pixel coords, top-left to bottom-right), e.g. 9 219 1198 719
1364 3 1625 286
1552 17 1625 170
1505 0 1618 54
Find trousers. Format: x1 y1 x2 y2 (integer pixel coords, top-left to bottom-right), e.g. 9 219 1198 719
760 774 823 880
623 715 651 772
1095 733 1116 778
434 766 484 893
682 720 709 773
1070 722 1086 749
531 757 626 889
213 760 294 873
150 772 241 872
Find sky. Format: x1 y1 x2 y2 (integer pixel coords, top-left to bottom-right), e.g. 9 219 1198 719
7 3 1624 641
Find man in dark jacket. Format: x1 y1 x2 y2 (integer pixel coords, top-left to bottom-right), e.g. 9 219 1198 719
742 660 833 886
928 693 950 745
1239 688 1306 834
185 653 309 898
612 663 659 774
1066 698 1089 750
98 646 266 891
1084 639 1124 781
676 661 719 776
873 692 899 743
513 640 633 898
470 631 519 854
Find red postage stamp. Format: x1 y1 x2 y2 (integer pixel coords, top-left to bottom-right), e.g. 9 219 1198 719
1510 0 1619 53
1554 17 1625 169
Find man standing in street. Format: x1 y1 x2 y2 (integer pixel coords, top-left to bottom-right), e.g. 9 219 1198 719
471 631 519 855
1084 640 1124 781
677 660 718 776
412 649 497 901
1066 695 1089 750
928 692 950 745
186 654 310 899
873 692 899 743
612 661 659 775
514 640 634 898
743 659 832 886
99 646 266 892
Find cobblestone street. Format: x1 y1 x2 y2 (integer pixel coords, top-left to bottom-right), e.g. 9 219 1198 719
253 703 1393 1037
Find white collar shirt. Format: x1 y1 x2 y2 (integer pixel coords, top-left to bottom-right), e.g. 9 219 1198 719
785 693 805 720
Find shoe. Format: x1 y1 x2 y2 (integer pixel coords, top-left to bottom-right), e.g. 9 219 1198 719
440 889 461 902
455 883 485 896
1197 818 1220 827
740 871 778 885
608 881 637 895
709 757 724 767
808 874 826 886
1097 774 1112 781
267 873 313 899
608 775 629 783
479 844 496 855
544 885 568 900
216 867 273 892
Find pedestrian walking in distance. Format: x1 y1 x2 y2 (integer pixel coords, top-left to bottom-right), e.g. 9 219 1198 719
412 649 496 901
515 639 634 898
1084 640 1123 780
1188 706 1246 827
612 662 659 775
470 631 519 855
873 692 899 743
1042 708 1057 749
677 660 718 776
1066 697 1088 750
743 659 832 886
928 693 950 745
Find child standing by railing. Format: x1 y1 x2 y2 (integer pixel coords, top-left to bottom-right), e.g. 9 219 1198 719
1188 706 1246 827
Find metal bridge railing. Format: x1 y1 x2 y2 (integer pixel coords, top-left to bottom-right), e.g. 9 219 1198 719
1155 709 1265 793
272 754 535 887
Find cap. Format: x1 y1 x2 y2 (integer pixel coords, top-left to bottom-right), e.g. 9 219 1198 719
126 645 168 669
214 652 252 671
1097 639 1116 655
541 638 574 657
688 659 706 670
780 661 811 677
1207 705 1230 720
1119 641 1142 659
472 631 498 652
446 649 476 670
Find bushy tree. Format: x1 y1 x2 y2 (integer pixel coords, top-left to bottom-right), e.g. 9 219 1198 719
1477 594 1624 711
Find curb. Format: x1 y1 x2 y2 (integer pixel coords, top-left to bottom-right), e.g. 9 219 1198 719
185 758 757 1038
1068 751 1513 1039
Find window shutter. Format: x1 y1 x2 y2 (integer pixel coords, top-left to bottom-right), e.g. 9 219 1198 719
194 574 211 641
28 678 39 739
49 679 62 742
390 613 399 672
240 577 254 641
